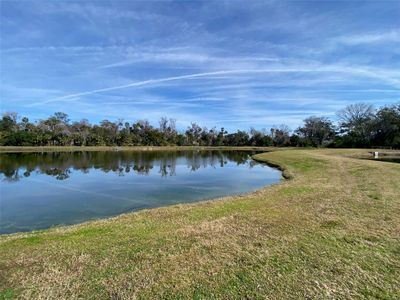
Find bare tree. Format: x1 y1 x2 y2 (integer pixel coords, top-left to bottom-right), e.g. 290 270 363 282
54 112 70 124
337 103 374 135
270 125 291 146
168 118 176 132
159 117 168 133
296 116 335 147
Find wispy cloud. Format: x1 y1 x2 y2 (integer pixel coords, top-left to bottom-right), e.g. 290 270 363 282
98 52 280 69
2 0 399 129
334 30 400 45
27 62 400 107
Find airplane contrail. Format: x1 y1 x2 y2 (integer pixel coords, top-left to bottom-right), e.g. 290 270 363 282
28 66 400 107
28 68 312 106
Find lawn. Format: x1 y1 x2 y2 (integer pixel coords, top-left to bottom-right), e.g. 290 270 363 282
0 149 399 299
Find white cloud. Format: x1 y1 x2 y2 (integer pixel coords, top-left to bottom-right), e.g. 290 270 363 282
26 61 400 107
333 30 400 45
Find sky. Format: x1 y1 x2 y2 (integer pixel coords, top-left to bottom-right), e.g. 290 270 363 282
1 0 399 131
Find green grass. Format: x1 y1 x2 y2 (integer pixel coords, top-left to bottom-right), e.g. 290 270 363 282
0 148 399 299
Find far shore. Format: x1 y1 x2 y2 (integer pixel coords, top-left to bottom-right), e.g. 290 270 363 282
1 145 399 154
0 145 277 153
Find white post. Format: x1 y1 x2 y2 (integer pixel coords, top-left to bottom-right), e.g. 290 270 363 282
374 152 379 159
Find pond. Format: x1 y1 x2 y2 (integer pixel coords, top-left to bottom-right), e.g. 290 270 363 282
372 157 400 163
0 150 281 234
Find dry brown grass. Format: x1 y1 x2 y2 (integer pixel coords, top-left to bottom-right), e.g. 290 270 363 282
0 148 399 299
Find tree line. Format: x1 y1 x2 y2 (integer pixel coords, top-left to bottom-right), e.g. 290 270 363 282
0 103 399 148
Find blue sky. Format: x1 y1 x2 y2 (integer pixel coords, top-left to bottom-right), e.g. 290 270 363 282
1 0 399 131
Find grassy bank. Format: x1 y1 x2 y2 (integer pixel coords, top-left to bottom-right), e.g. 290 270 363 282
0 146 274 153
0 149 399 299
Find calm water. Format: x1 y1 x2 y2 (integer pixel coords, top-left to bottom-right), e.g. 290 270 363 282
0 151 281 234
373 157 400 163
364 157 400 163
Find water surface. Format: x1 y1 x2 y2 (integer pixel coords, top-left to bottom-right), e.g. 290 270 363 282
373 157 400 163
0 151 281 234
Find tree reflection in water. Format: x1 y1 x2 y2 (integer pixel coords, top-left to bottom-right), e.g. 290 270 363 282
0 151 259 181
